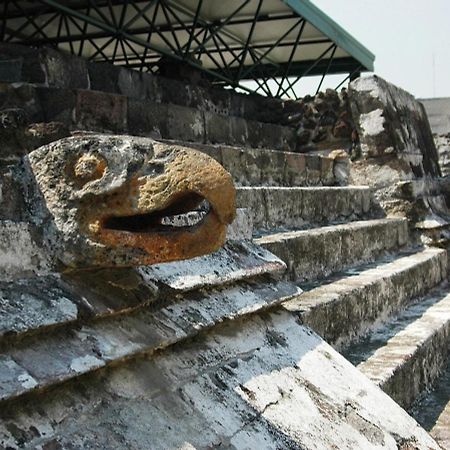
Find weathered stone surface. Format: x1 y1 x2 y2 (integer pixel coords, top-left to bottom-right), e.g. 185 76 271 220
286 88 355 153
349 285 450 409
0 221 49 281
36 86 76 124
141 241 286 291
0 43 47 84
178 141 336 186
0 44 89 89
0 278 300 403
0 165 27 221
434 133 450 176
24 135 236 269
349 75 441 178
226 207 253 241
0 84 45 160
421 97 450 136
0 312 439 449
0 275 80 338
75 90 127 132
236 186 372 232
256 218 409 282
0 44 300 128
411 355 450 450
285 247 447 349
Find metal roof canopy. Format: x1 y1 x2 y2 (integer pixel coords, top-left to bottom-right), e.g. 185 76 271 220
1 0 375 98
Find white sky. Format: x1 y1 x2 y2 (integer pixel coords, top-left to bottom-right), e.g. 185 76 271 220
301 0 450 99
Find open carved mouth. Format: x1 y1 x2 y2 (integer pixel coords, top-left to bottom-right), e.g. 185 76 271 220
102 192 211 233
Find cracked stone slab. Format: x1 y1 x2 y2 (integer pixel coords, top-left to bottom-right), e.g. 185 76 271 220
140 241 286 291
0 311 439 449
0 269 159 342
0 275 79 339
0 356 37 401
0 278 300 403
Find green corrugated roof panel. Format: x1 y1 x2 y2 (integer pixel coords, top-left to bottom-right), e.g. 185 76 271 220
283 0 375 71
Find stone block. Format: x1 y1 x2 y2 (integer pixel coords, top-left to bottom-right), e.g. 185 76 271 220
0 83 44 123
36 87 76 124
156 76 192 107
129 101 205 142
118 67 158 101
75 90 127 132
226 208 253 241
0 43 46 84
40 47 89 89
287 247 447 349
238 186 372 232
257 218 408 282
349 75 441 177
247 119 296 150
320 155 335 185
141 241 285 291
201 86 231 115
229 115 248 146
128 100 167 138
284 152 307 185
204 111 232 144
166 104 204 142
87 61 122 93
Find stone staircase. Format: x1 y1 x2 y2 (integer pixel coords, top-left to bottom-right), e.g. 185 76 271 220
0 45 448 449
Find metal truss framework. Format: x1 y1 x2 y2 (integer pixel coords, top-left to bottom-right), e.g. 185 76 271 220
1 0 372 98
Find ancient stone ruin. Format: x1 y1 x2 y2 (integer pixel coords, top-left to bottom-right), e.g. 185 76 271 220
0 43 449 449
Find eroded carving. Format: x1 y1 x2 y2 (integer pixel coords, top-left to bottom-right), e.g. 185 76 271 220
24 134 236 269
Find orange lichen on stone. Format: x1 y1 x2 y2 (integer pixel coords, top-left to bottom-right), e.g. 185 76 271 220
25 135 236 269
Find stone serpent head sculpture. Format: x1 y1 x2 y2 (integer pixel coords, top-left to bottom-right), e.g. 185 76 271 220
24 134 236 270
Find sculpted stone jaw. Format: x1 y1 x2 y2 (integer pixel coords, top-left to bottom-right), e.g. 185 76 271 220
101 192 211 234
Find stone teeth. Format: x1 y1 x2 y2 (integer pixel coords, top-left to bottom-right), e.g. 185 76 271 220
160 210 208 227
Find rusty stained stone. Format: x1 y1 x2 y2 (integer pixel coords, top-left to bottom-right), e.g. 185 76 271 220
25 134 236 269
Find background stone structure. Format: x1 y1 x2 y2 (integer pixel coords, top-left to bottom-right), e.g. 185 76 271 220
0 44 449 449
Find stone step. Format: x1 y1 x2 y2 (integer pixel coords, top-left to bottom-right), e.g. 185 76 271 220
163 140 338 187
0 83 297 161
0 241 285 341
0 277 301 404
343 284 450 409
236 186 373 233
283 247 448 349
255 218 409 282
0 309 440 449
410 355 450 450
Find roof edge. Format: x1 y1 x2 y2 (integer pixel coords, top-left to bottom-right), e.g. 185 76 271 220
282 0 375 72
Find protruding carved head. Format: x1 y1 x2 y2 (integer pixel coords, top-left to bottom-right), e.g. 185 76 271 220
25 134 236 269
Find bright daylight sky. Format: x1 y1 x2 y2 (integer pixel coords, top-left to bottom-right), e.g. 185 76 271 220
299 0 450 99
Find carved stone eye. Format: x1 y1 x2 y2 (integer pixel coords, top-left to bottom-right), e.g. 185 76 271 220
73 154 106 183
